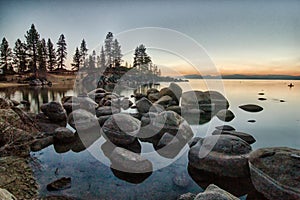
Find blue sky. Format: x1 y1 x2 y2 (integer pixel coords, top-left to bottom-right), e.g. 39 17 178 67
0 0 299 75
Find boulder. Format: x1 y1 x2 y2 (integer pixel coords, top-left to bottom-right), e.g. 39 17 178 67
194 184 239 200
135 97 153 114
146 88 159 96
63 102 80 114
239 104 263 112
102 113 141 145
249 147 300 200
148 92 160 102
110 147 153 173
212 130 256 144
68 109 98 131
54 127 75 143
177 193 196 200
154 95 173 107
40 102 67 123
120 98 133 110
47 177 71 191
181 91 210 108
34 113 62 132
95 106 119 117
204 91 229 111
30 136 54 152
169 82 182 103
188 135 252 177
166 105 181 115
216 109 235 122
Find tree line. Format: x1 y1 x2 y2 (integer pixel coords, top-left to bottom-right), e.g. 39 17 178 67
0 24 161 77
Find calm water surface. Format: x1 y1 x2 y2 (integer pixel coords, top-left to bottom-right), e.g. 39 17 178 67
1 79 299 199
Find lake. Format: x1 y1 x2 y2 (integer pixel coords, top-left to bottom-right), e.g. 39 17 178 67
1 79 299 199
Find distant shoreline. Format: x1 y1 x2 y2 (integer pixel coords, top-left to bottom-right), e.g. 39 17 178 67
182 74 300 80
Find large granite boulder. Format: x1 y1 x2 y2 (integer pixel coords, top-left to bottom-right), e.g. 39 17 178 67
194 184 239 200
40 102 67 124
102 113 141 145
188 135 252 177
135 97 153 114
68 109 98 131
249 147 300 200
53 127 75 143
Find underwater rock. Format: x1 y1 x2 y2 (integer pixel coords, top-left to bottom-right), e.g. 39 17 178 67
47 177 71 191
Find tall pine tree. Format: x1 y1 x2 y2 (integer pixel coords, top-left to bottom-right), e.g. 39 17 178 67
80 39 88 69
13 39 27 73
99 46 106 68
133 44 151 71
0 37 13 73
25 24 40 75
56 34 67 69
112 39 122 67
47 38 56 71
104 32 113 67
37 38 47 74
72 47 81 71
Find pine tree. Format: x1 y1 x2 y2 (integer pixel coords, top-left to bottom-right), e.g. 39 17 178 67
133 44 151 71
37 38 47 73
99 46 106 68
47 38 56 71
13 39 27 73
88 54 95 69
112 39 122 67
96 55 101 68
25 24 40 75
91 50 96 69
0 37 13 73
72 47 81 71
104 32 113 67
56 34 67 69
80 39 88 68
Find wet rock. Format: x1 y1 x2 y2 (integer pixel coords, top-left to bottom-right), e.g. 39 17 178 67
239 104 263 112
258 92 264 95
0 188 16 200
249 147 300 200
102 113 141 145
95 106 120 117
47 177 71 191
215 125 235 131
110 168 152 184
120 98 133 110
30 136 54 152
110 147 153 173
41 102 67 123
188 135 252 177
135 97 153 114
177 192 196 200
34 113 62 132
216 109 235 122
54 127 75 143
194 184 239 200
169 82 182 103
212 130 256 144
154 95 173 107
98 115 111 126
146 88 159 96
204 91 229 111
62 102 80 114
248 119 256 123
68 109 98 131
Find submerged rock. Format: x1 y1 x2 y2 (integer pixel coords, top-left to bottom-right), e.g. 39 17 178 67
194 184 239 200
239 104 263 112
212 130 256 144
215 125 235 131
188 135 252 177
47 177 71 191
249 147 300 200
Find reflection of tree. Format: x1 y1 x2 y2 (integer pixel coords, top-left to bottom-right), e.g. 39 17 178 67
41 88 48 103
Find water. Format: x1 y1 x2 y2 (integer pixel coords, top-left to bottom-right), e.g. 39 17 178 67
1 79 299 199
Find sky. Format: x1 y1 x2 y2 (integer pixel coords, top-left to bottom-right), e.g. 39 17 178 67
0 0 299 76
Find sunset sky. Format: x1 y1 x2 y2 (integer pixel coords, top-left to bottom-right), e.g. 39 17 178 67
0 0 299 76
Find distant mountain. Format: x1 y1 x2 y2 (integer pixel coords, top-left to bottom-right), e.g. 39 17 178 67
182 74 300 80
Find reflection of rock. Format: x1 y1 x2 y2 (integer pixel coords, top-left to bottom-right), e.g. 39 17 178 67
41 102 67 124
188 165 266 199
47 177 71 191
102 113 141 145
54 127 75 143
212 130 256 144
216 109 235 122
30 136 54 152
194 184 239 200
110 168 152 184
101 140 141 158
188 135 251 177
249 147 300 200
239 104 263 112
135 97 153 114
68 109 98 131
110 147 153 173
